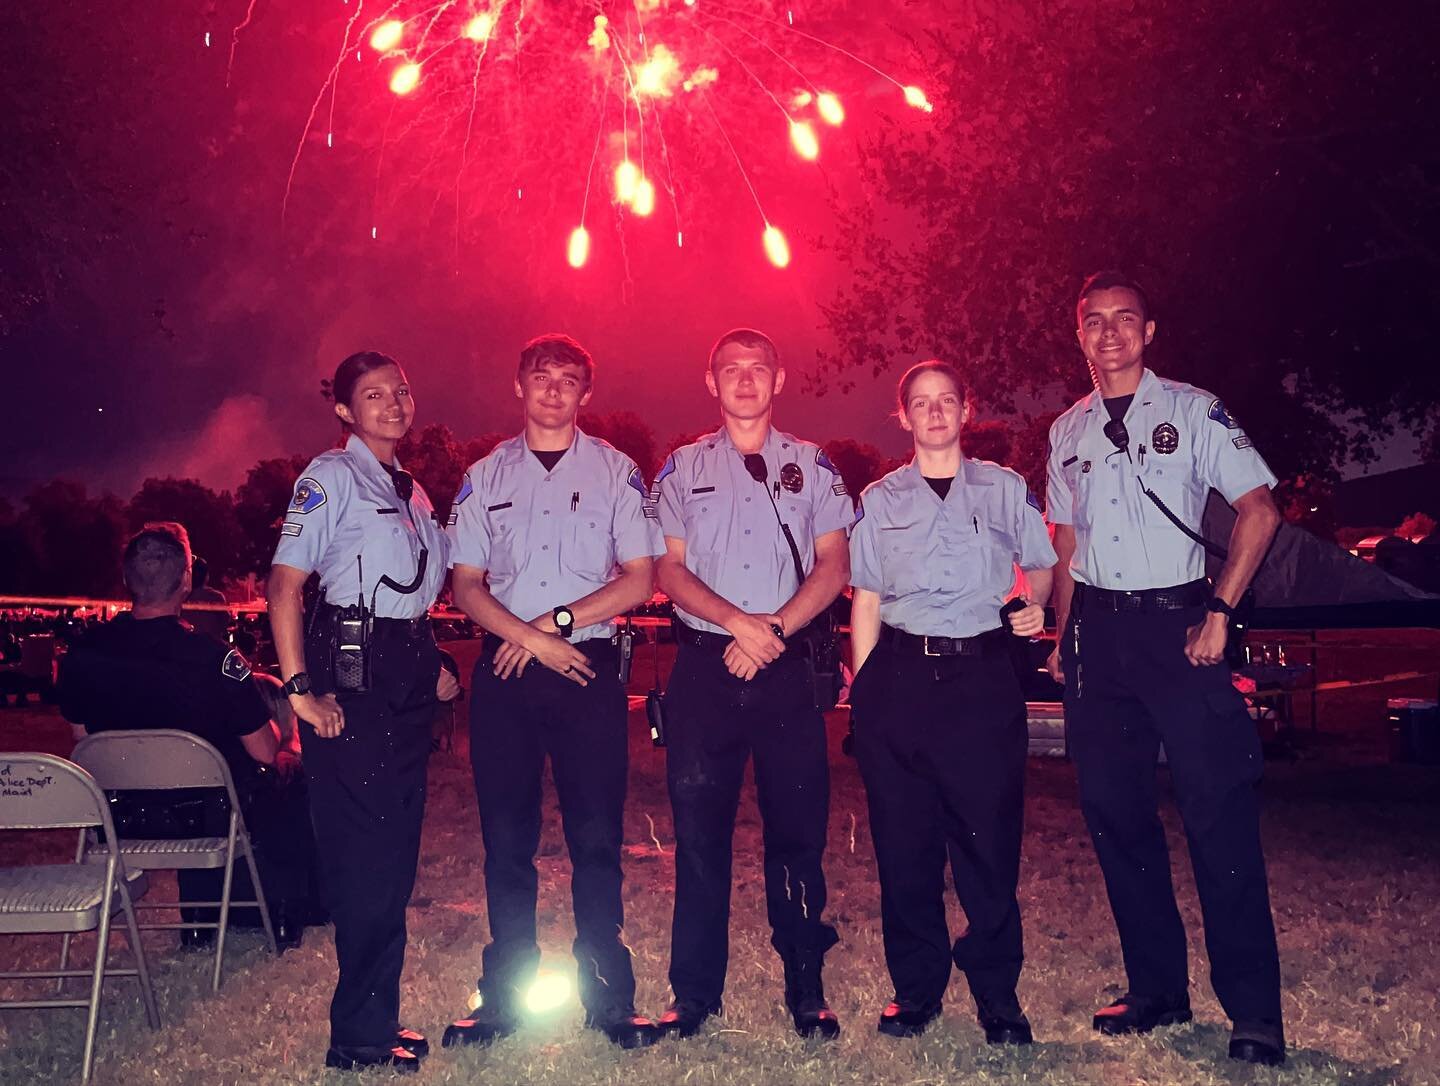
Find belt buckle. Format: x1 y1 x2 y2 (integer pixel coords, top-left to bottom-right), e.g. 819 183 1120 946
923 636 950 657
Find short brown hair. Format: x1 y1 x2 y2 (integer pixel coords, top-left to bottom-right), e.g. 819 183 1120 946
517 334 594 387
897 360 966 414
708 328 779 372
122 522 192 606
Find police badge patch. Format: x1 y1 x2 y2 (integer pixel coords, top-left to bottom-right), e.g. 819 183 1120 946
291 477 327 514
779 462 805 494
1208 399 1240 429
1151 422 1180 454
221 648 253 682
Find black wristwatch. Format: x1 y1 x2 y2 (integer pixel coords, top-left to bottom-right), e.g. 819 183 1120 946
552 605 575 639
1204 596 1235 618
281 671 311 697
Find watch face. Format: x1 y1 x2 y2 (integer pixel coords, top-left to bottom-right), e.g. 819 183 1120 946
556 608 574 626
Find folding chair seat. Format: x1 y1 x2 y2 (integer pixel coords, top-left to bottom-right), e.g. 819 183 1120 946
0 752 161 1084
69 729 278 992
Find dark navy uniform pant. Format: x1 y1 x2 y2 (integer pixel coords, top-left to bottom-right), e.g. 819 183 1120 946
301 616 439 1050
664 636 838 1008
851 635 1028 1013
468 638 635 1020
1061 590 1282 1027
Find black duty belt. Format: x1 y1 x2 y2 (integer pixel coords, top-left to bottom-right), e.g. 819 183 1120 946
1074 579 1208 612
882 624 1007 657
317 601 430 635
673 620 737 652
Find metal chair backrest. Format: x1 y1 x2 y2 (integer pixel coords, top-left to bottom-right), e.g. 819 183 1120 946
70 729 235 795
0 753 117 840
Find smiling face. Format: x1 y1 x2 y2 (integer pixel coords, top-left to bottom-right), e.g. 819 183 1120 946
515 359 591 431
707 340 785 421
898 369 968 451
334 362 414 442
1076 286 1155 380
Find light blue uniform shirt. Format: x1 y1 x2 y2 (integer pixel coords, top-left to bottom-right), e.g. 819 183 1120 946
1046 367 1278 590
849 459 1057 638
651 427 855 635
447 429 662 642
272 434 449 619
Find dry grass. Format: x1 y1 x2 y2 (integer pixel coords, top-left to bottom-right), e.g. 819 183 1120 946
2 636 1438 1085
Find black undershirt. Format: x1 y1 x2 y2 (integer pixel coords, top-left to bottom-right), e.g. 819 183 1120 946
1103 394 1134 421
924 476 954 500
532 448 567 472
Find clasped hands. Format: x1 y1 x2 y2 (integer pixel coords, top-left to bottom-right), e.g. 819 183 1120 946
721 612 787 681
492 612 597 685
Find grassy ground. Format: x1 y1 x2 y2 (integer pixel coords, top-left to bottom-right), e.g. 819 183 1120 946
2 634 1438 1085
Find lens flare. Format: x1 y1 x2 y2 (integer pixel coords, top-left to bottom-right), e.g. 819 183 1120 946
567 225 590 268
369 20 404 53
762 224 791 268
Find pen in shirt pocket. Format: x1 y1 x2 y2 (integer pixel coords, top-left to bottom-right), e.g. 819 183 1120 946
972 515 979 534
571 491 580 511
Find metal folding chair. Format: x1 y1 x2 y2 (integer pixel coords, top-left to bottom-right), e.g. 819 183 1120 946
0 752 161 1084
69 729 279 991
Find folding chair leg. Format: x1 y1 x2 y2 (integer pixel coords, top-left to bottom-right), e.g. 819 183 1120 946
56 932 74 995
212 820 239 992
118 879 161 1030
80 880 116 1085
241 836 279 956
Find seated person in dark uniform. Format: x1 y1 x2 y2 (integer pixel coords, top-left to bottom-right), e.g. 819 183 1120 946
57 522 321 950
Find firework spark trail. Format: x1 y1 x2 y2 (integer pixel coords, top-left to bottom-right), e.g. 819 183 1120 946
226 0 260 87
849 811 856 853
280 0 370 223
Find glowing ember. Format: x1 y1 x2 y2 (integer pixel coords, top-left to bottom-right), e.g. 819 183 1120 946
903 84 933 112
632 177 656 216
815 91 844 125
567 225 591 268
369 20 404 53
789 119 819 160
763 224 791 268
389 62 421 96
463 13 494 43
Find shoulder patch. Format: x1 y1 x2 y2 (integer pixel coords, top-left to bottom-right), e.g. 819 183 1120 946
290 477 327 514
280 522 302 538
816 448 841 475
221 648 252 682
1232 435 1254 450
1026 490 1042 513
1207 399 1240 429
851 499 866 528
627 465 648 497
649 455 677 500
452 473 473 508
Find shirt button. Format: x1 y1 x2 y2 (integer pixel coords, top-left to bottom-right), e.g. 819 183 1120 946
543 510 550 515
743 563 750 569
1115 572 1122 580
745 497 751 503
1112 536 1120 542
744 529 751 535
1110 498 1118 505
540 580 548 587
742 600 749 607
542 544 549 550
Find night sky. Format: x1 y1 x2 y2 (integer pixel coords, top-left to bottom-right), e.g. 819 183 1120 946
3 1 1434 501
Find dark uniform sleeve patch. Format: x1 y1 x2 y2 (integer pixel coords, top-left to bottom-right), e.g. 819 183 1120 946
852 499 866 527
221 649 253 682
452 474 474 508
1026 490 1042 512
1207 400 1240 429
291 477 327 514
816 449 841 475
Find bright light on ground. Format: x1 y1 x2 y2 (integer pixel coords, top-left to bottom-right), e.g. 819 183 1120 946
524 970 574 1014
